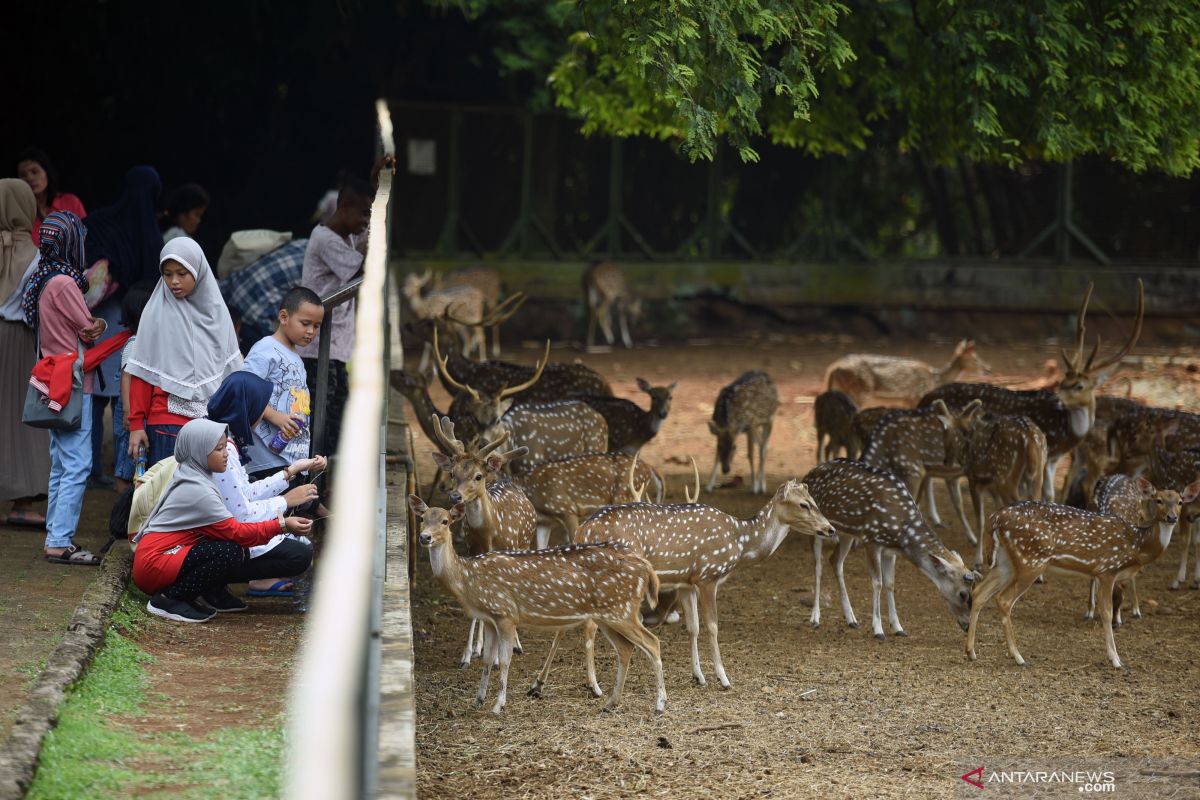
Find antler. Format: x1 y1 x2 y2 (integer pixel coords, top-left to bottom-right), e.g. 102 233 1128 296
628 450 650 503
1089 278 1144 374
474 428 510 459
432 327 482 403
497 339 550 400
1062 282 1094 372
432 414 466 457
684 456 700 503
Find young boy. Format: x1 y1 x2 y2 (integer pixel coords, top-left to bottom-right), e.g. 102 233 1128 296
242 287 324 477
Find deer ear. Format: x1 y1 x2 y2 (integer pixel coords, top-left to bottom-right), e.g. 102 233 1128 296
409 494 428 517
430 451 451 469
1182 481 1200 504
668 382 678 392
497 398 514 418
449 502 466 523
636 377 652 392
485 454 504 473
1135 477 1155 497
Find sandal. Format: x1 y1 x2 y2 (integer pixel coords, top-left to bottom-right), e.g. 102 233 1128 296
45 545 102 566
6 510 47 529
247 579 294 597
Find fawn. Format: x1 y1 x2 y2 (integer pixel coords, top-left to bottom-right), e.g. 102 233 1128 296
583 261 642 349
578 378 676 455
1084 474 1151 623
968 477 1200 668
411 496 666 714
706 370 780 494
814 390 861 461
824 339 990 407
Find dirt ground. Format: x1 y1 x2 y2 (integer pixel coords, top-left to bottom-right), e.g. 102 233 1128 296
408 331 1200 799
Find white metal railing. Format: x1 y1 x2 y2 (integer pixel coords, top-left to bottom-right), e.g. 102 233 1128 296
287 99 396 800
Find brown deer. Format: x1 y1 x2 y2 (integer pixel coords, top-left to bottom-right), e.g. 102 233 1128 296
814 390 861 461
967 479 1200 668
522 451 664 547
851 406 896 452
1145 420 1200 590
482 401 609 479
584 261 642 349
921 280 1144 501
403 271 490 359
706 370 780 494
803 460 980 637
428 417 538 666
1084 474 1153 623
932 399 1049 570
824 340 990 407
411 496 666 714
527 478 836 698
438 265 507 356
577 378 676 455
433 332 550 432
1106 406 1200 479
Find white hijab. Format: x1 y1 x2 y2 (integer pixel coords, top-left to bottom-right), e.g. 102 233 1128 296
125 237 242 401
136 419 234 541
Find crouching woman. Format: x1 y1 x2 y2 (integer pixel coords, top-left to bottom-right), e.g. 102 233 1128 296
133 418 313 623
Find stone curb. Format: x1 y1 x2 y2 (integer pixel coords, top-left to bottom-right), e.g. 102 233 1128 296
0 544 133 800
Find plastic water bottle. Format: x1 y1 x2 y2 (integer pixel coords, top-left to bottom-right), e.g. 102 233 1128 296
269 418 308 454
135 446 147 480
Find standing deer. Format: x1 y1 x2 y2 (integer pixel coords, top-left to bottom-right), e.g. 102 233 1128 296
577 378 676 455
803 460 980 638
584 261 642 349
706 371 780 494
967 479 1200 668
529 479 837 698
1145 420 1200 590
824 340 991 407
428 417 538 666
482 401 609 479
433 333 550 432
439 265 507 356
851 406 896 452
932 399 1049 570
921 280 1144 501
523 451 664 547
814 390 861 461
403 271 490 359
1062 395 1142 506
411 497 666 714
1084 474 1154 622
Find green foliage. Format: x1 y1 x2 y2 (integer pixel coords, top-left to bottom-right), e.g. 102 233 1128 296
434 0 1200 174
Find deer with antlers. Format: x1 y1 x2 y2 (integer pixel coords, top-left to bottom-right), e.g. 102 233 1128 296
584 261 642 349
411 496 666 714
577 378 676 455
803 459 980 638
527 474 835 698
814 390 861 462
824 340 990 408
931 398 1049 570
967 477 1200 668
403 271 490 359
706 370 780 494
435 265 511 356
921 281 1144 501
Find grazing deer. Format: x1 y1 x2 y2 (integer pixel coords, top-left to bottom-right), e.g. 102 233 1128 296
706 371 780 494
523 451 664 547
814 390 861 462
529 478 837 698
577 378 676 455
967 479 1200 668
824 340 990 407
1084 474 1152 622
803 460 980 637
921 280 1144 501
438 265 508 356
932 399 1049 570
584 261 642 349
1145 421 1200 590
411 496 666 714
428 417 538 666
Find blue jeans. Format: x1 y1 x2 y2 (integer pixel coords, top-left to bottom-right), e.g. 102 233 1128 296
89 395 132 481
148 424 182 467
46 394 93 549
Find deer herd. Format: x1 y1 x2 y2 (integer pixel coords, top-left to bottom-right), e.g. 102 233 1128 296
401 270 1199 715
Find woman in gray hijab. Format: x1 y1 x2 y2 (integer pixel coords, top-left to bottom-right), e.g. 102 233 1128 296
132 418 312 623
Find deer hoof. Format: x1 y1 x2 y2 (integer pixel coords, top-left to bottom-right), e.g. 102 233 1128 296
1169 582 1182 591
966 650 977 662
693 675 707 687
513 645 524 656
809 621 820 630
459 658 472 670
874 632 886 641
847 622 859 630
1190 582 1200 590
1082 612 1094 621
473 698 485 709
1131 610 1142 619
893 630 908 638
526 683 543 699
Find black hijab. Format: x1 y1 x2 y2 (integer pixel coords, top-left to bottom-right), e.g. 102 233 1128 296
84 166 162 288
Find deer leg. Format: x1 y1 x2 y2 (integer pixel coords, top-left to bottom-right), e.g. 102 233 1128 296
474 622 498 707
491 620 518 714
706 448 722 493
946 477 976 545
810 536 823 629
744 432 757 494
816 431 826 464
971 483 987 572
1085 578 1098 621
883 550 906 636
866 545 886 640
834 536 859 629
528 630 564 698
1172 519 1193 590
1096 575 1122 668
611 618 666 714
1129 575 1141 619
598 626 635 713
996 569 1041 667
917 475 945 528
758 425 772 494
1042 457 1059 502
460 619 478 669
586 304 599 349
535 521 553 550
598 299 616 346
966 552 1011 662
1112 581 1125 628
697 582 731 689
491 322 501 358
617 303 633 348
1192 524 1200 589
582 618 603 697
682 587 707 686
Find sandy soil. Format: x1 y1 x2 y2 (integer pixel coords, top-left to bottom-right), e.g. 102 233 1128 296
408 332 1200 800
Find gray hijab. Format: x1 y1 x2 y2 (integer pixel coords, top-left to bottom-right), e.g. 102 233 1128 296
125 237 243 401
136 419 234 542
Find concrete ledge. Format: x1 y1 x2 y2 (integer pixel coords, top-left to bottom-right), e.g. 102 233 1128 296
377 475 416 799
0 544 133 800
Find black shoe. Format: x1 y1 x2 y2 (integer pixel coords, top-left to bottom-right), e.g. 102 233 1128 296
147 594 214 623
199 586 249 613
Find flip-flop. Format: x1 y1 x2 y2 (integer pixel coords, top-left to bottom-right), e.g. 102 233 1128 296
247 579 294 597
6 510 47 529
45 545 101 566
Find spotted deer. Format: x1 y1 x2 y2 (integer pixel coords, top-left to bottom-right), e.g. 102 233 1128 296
1106 406 1200 478
1084 474 1154 622
428 417 538 666
482 401 608 479
577 378 676 455
528 479 837 698
706 370 780 494
803 459 980 638
403 271 490 359
522 451 664 547
824 340 990 407
1062 396 1143 506
932 399 1049 570
1145 421 1200 590
584 261 642 349
411 496 666 714
434 332 551 433
438 265 507 356
967 479 1200 668
921 280 1144 501
814 390 861 461
851 406 895 452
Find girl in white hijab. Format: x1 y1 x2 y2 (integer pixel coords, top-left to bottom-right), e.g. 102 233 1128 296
125 237 243 467
132 418 313 623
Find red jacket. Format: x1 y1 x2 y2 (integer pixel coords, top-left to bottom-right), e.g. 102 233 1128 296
132 517 281 594
127 375 193 431
28 331 131 413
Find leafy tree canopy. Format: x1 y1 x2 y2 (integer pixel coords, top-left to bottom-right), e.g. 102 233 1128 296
434 0 1200 175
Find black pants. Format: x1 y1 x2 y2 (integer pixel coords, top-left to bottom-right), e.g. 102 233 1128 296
162 538 313 600
303 357 348 458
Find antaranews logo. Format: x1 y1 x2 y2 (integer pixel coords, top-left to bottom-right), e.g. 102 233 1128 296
960 765 1116 793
